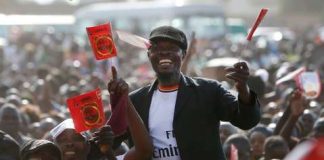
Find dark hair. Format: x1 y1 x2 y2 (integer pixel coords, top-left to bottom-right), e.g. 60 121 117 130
264 136 289 160
248 125 273 138
223 134 251 160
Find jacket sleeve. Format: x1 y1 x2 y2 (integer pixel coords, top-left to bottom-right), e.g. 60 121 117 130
214 82 261 130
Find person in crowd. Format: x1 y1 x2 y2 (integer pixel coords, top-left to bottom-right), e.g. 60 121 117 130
309 117 324 138
223 134 251 160
298 109 317 138
0 130 20 160
0 103 30 144
49 119 91 160
219 122 239 144
114 25 261 159
261 136 289 160
20 139 62 160
248 125 272 160
273 89 307 149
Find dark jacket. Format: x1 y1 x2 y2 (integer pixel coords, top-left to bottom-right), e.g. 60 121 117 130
129 74 261 160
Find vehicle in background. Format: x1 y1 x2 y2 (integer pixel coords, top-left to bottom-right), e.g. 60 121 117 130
0 14 75 38
225 18 247 44
74 1 226 49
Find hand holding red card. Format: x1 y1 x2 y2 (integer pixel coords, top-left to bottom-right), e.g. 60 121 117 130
67 88 105 133
87 23 117 60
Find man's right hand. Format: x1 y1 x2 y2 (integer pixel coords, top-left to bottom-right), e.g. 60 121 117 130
107 66 129 97
290 89 307 116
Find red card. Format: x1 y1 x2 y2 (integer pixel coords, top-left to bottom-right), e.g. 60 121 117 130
67 88 105 133
87 23 117 60
247 8 268 41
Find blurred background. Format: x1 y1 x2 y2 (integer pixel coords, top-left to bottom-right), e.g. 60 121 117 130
1 1 324 159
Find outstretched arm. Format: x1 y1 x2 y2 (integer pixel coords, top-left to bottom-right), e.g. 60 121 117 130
278 89 306 149
181 31 196 75
108 66 152 160
222 61 261 130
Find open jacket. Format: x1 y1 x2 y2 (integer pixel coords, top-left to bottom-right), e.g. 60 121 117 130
128 74 261 160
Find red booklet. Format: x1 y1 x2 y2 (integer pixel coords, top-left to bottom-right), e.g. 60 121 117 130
87 23 117 60
67 88 105 133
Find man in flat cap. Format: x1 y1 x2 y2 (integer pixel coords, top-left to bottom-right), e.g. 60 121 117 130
115 26 261 160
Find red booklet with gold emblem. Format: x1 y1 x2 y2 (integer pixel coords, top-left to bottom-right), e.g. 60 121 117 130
86 23 117 60
67 88 105 133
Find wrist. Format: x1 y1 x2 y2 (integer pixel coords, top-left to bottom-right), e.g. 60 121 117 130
238 87 252 105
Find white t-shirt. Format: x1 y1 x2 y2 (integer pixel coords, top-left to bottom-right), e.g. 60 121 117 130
149 89 181 160
116 154 125 160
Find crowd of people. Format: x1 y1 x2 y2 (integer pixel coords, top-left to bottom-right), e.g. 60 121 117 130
0 23 323 160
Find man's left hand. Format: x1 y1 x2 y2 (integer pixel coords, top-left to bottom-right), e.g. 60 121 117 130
225 61 252 104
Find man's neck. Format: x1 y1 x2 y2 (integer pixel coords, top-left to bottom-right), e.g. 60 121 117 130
157 72 181 86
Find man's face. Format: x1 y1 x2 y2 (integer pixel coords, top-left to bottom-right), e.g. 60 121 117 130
0 107 20 135
55 129 89 160
148 40 183 77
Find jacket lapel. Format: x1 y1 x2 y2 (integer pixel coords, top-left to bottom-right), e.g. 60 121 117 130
173 74 193 121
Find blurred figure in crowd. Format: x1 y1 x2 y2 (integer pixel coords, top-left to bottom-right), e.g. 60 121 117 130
223 134 251 160
219 122 239 144
248 125 272 160
310 118 324 138
20 139 62 160
0 103 30 144
0 130 20 160
262 136 289 160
